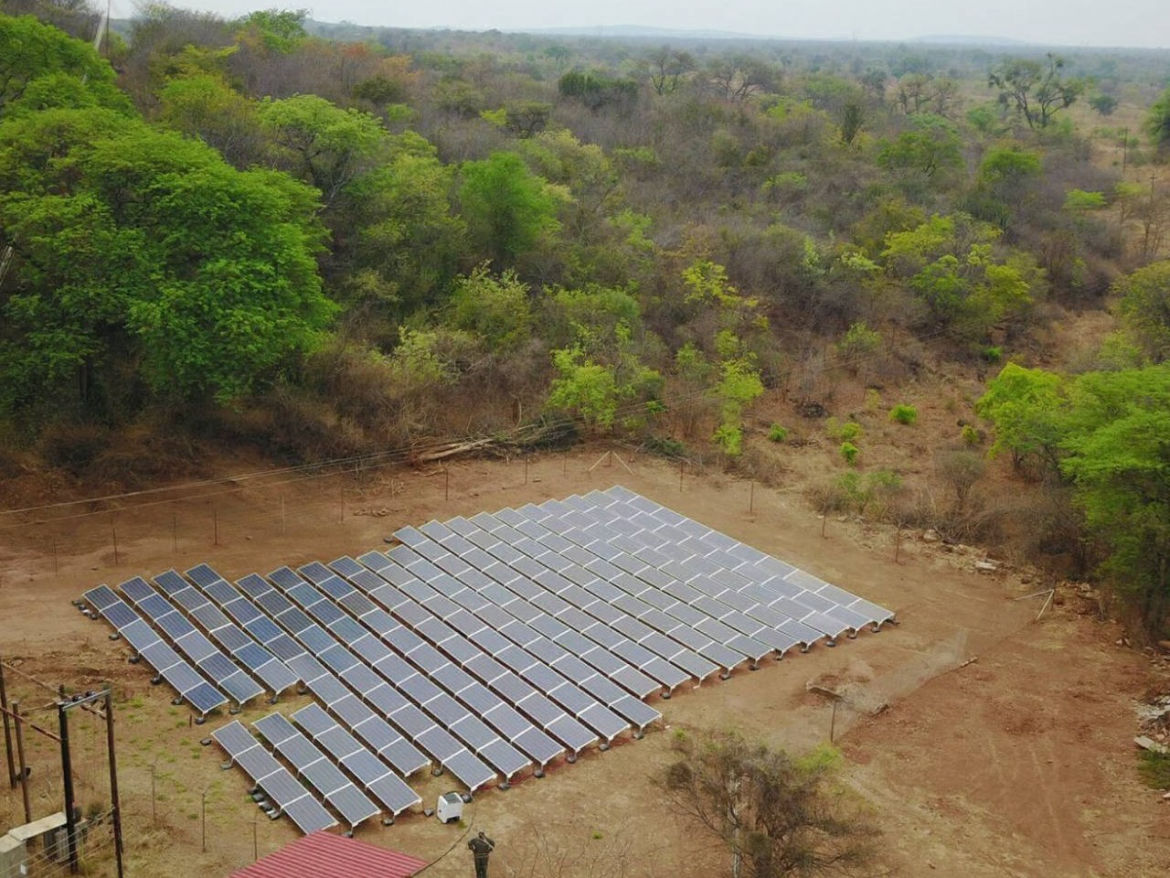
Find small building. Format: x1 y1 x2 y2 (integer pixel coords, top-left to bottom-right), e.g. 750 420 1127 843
231 832 426 878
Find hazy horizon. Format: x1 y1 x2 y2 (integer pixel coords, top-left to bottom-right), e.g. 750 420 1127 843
101 0 1170 50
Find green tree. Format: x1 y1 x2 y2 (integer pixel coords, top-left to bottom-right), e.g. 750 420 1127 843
258 94 385 206
988 54 1083 130
0 13 129 113
447 265 532 351
0 107 332 413
876 114 963 190
343 133 464 322
459 151 563 269
158 73 262 167
1088 93 1118 116
1115 260 1170 363
968 146 1042 230
975 363 1067 472
235 8 307 53
1146 87 1170 153
1061 366 1170 635
547 344 661 432
503 101 552 137
882 213 1040 338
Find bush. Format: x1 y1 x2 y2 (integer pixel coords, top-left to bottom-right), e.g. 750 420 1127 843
713 423 744 457
961 424 982 446
835 420 862 442
768 423 788 442
982 346 1003 363
889 404 918 425
1138 751 1170 789
840 441 860 465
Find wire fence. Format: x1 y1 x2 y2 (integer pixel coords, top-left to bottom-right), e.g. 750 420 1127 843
0 445 714 593
0 446 726 876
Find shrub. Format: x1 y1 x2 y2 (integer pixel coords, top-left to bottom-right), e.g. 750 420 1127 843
982 346 1003 363
889 404 918 425
840 441 860 465
1138 751 1170 790
834 420 863 442
836 321 882 364
713 423 744 457
961 424 982 446
768 423 788 442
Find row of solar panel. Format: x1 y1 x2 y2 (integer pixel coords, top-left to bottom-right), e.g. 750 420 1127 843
84 585 228 716
213 720 337 834
569 487 893 629
383 488 894 704
88 581 427 833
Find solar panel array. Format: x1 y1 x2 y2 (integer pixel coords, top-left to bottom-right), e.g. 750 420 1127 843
84 486 893 836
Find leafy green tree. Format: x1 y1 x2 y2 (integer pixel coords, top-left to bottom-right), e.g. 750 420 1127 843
1088 93 1118 116
503 101 552 137
0 13 129 113
835 322 882 367
447 265 532 352
0 107 332 412
1115 260 1170 363
558 70 637 110
988 54 1083 130
838 100 864 146
876 114 963 192
343 133 464 322
235 8 307 53
547 343 661 432
967 146 1042 230
459 151 563 269
975 363 1067 471
258 94 385 206
158 73 262 167
1146 86 1170 153
1061 366 1170 634
882 214 1041 338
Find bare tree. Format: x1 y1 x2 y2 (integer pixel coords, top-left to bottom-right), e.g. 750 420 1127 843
662 730 881 878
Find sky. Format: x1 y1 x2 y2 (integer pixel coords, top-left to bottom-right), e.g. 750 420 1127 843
109 0 1170 49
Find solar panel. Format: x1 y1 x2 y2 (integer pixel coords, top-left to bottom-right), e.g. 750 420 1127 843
281 794 338 834
211 720 338 834
86 586 228 717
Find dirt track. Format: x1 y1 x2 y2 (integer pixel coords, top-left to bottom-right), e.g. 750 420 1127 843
0 448 1165 876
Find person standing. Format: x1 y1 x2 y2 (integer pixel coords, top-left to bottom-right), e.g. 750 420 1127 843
467 830 495 878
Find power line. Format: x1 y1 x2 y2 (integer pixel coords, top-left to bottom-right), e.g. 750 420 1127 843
0 320 946 528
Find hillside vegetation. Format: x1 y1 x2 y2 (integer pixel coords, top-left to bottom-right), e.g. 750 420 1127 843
2 3 1170 634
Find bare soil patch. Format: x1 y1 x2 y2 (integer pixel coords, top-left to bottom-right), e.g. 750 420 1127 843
0 449 1164 877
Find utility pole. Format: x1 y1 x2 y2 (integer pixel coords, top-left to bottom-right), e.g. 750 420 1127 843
58 689 124 878
0 656 16 787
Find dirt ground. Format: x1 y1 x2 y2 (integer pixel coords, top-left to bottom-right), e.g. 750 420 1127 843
1 448 1167 877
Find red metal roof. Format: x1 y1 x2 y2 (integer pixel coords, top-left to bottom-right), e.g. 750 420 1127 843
231 831 427 878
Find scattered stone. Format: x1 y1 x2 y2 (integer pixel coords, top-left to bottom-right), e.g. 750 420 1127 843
974 559 999 573
1135 735 1168 754
1158 640 1170 653
922 529 940 543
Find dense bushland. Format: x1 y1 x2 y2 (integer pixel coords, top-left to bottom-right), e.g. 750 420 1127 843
2 3 1170 632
